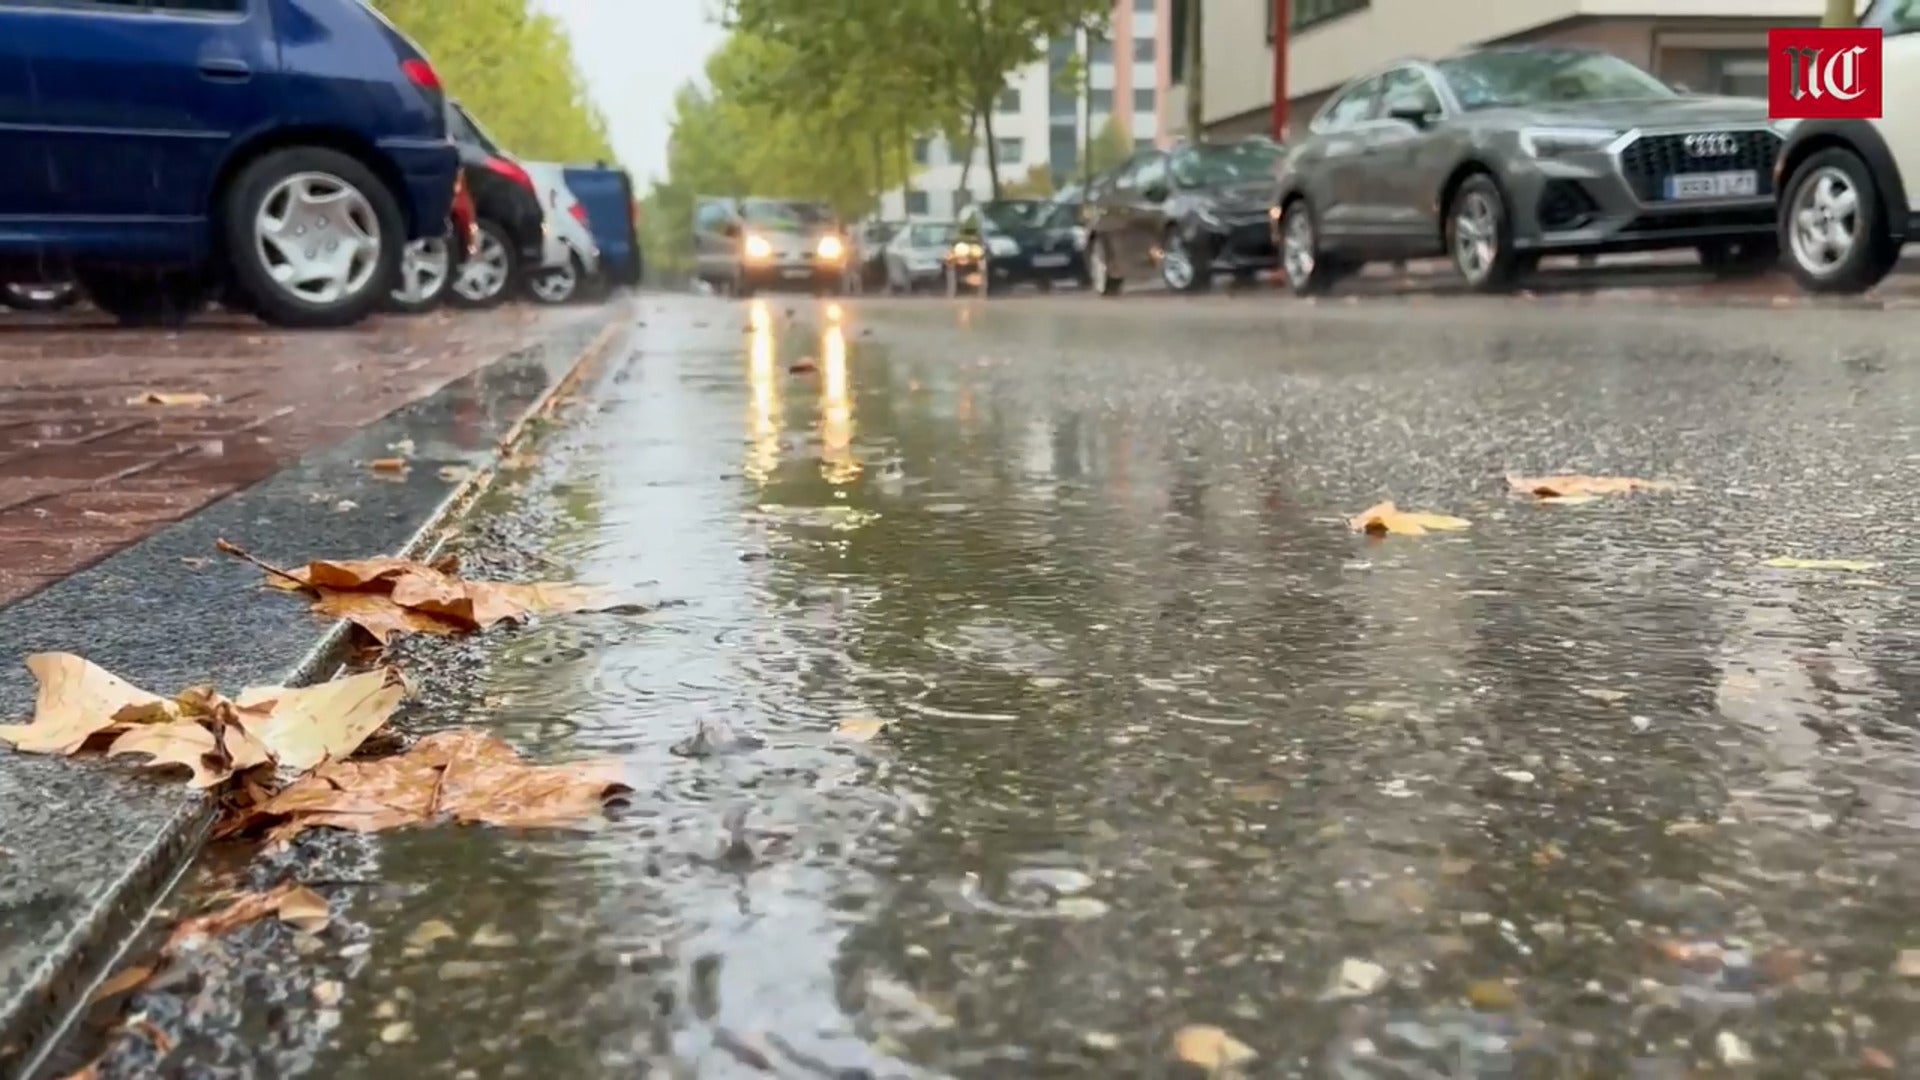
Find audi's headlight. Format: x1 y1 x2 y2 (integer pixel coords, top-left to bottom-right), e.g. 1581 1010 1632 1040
1518 127 1618 158
986 235 1019 257
816 235 845 260
744 234 773 259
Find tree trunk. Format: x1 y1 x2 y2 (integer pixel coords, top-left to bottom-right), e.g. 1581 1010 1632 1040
1823 0 1854 25
1184 0 1204 141
981 100 1001 200
1080 26 1093 189
956 109 979 195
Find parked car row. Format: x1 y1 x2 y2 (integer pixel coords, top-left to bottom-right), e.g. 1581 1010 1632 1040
0 0 641 328
849 10 1919 304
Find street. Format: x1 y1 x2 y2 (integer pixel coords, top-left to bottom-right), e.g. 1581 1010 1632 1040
49 287 1919 1078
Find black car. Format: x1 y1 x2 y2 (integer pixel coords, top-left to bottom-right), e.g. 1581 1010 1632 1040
444 102 546 309
1085 137 1284 295
947 199 1087 296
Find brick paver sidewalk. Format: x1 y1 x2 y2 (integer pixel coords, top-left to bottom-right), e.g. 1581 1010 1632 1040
0 305 603 606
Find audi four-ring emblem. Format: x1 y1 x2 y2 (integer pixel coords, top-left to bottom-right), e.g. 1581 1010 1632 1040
1683 132 1739 157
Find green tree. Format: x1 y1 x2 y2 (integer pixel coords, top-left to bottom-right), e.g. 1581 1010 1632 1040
1004 163 1055 197
1086 115 1136 176
375 0 614 161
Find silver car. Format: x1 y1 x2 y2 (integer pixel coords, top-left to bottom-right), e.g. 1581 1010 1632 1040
1272 46 1788 294
883 221 957 293
523 162 603 305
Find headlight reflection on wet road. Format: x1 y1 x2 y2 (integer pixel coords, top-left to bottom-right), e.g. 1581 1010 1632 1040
746 299 780 484
819 320 859 484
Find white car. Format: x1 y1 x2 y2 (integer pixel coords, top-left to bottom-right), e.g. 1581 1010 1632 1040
523 162 602 304
1777 0 1920 292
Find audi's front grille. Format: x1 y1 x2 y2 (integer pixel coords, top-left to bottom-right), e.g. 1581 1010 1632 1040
1617 130 1782 203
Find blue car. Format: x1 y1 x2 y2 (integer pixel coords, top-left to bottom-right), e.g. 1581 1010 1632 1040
0 0 459 328
563 164 643 288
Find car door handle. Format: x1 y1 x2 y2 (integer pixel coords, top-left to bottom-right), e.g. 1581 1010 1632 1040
198 59 252 82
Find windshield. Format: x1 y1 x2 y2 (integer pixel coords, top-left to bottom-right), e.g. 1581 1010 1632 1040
1169 140 1284 187
1864 0 1920 31
908 223 954 246
1435 49 1675 109
980 200 1075 231
741 199 833 231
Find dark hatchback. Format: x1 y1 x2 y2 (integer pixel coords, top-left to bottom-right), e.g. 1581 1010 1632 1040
947 199 1087 296
1086 137 1285 294
445 101 546 309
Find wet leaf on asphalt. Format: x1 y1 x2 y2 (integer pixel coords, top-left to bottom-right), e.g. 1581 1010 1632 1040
379 1020 414 1044
217 539 611 644
406 919 458 950
836 716 891 742
88 964 157 1004
1505 474 1680 499
1466 979 1518 1010
128 390 212 407
368 457 409 474
0 653 179 756
1173 1024 1256 1070
1321 957 1390 1000
232 668 406 771
1764 555 1881 572
789 359 818 374
242 729 631 843
1893 949 1920 978
274 885 331 934
164 881 331 952
1348 501 1470 537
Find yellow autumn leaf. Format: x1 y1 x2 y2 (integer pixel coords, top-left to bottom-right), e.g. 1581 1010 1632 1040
235 668 406 771
1764 556 1880 572
0 653 178 756
1348 501 1471 537
1174 1024 1257 1070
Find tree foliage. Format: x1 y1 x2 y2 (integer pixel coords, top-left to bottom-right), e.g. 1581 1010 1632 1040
374 0 613 162
1086 115 1136 177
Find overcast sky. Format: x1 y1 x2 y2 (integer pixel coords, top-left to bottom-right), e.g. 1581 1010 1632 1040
537 0 724 184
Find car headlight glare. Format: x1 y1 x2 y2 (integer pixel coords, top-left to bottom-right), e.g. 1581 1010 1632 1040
1519 127 1618 158
816 235 845 260
744 234 773 259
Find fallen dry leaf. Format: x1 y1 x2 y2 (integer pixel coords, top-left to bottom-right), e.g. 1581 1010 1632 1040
1348 501 1470 537
165 882 331 953
234 668 405 770
107 718 273 789
242 729 630 844
218 540 609 643
88 964 157 1004
274 885 331 933
129 391 211 407
1764 556 1881 573
0 653 178 756
1173 1024 1257 1071
368 457 409 474
1506 474 1679 499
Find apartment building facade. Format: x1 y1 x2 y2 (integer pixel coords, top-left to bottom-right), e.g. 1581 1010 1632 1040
1166 0 1835 141
877 0 1177 220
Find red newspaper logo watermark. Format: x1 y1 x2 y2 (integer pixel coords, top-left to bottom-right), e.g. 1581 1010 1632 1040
1769 27 1882 119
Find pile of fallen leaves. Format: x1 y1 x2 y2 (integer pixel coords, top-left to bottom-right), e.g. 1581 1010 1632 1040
217 539 609 645
0 653 629 840
1348 473 1683 538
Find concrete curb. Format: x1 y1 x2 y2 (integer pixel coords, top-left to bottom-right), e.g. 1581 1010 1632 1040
0 303 632 1079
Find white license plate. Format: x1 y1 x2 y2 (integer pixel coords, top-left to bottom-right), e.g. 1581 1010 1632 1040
1031 254 1069 268
780 268 812 279
1664 170 1757 200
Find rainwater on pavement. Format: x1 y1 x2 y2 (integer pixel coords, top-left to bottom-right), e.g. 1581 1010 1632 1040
91 291 1920 1079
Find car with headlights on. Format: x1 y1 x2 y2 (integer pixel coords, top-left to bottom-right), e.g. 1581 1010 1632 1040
1085 136 1284 294
1271 46 1787 295
693 197 847 296
945 199 1086 296
881 221 957 293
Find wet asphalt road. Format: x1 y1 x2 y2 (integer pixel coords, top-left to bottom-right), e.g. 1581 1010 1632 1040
81 290 1920 1079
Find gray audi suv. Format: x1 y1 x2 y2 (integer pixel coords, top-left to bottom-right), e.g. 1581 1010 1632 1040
1271 46 1790 294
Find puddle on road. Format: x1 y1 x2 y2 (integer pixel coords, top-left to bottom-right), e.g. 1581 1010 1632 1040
98 299 1920 1078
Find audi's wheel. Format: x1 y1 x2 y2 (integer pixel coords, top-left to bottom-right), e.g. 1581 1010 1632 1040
1781 147 1898 294
1446 174 1521 292
1280 197 1342 297
1160 227 1211 293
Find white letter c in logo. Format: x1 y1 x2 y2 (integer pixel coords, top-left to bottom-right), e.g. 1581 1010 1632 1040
1820 46 1867 101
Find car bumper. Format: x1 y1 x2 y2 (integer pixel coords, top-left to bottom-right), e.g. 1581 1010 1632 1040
1503 130 1783 254
377 138 461 242
1194 218 1278 269
958 251 1087 284
742 261 842 289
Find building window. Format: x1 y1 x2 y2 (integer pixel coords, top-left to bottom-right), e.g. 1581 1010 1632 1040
1135 0 1153 9
1088 38 1112 64
1132 87 1155 112
997 87 1021 112
1272 0 1370 40
1133 38 1155 63
1050 127 1079 179
905 189 929 215
912 138 932 165
1169 0 1187 84
995 137 1024 164
1708 52 1769 98
1090 88 1113 112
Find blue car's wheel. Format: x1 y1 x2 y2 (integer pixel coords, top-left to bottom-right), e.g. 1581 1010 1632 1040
224 146 405 328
